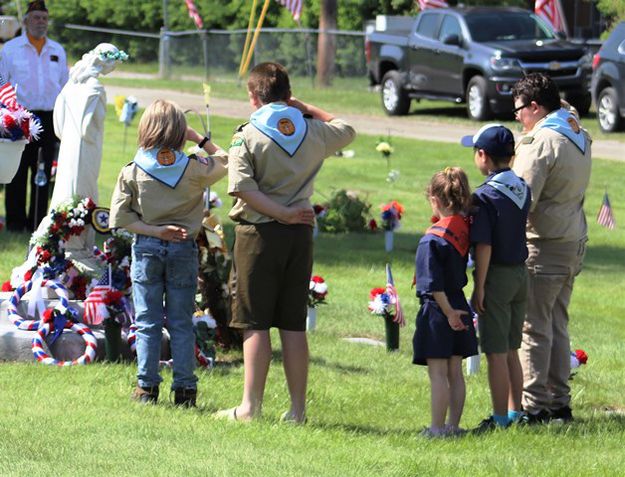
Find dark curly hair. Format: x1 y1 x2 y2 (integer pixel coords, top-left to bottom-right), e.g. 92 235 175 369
512 73 560 113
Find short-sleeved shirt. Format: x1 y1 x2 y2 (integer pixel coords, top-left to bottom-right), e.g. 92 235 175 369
0 34 68 111
228 112 356 224
416 234 468 309
512 116 592 242
110 151 228 238
470 168 531 265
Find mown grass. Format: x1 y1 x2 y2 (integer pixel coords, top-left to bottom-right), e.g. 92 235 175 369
1 106 625 476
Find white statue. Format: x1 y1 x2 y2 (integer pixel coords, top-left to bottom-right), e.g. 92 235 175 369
43 43 127 253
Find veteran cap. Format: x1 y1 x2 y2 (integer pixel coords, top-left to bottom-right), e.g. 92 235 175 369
460 124 515 158
27 1 48 13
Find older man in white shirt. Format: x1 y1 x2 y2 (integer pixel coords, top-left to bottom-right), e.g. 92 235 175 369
0 0 68 232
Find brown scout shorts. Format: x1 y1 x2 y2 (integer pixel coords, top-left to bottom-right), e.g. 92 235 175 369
229 221 313 331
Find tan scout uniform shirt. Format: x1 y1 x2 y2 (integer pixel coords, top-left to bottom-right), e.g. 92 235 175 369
110 152 228 238
513 116 592 242
228 116 356 224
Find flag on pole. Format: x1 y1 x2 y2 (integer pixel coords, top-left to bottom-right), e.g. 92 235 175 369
597 192 616 230
276 0 302 22
185 0 204 29
385 263 405 326
417 0 449 10
535 0 567 35
0 82 18 109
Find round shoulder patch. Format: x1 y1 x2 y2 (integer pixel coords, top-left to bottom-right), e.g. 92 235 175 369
157 148 176 166
278 118 296 136
567 117 581 134
91 207 110 234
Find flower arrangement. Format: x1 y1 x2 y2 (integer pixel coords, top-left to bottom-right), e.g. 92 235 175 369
570 349 588 369
0 87 42 142
99 49 128 62
24 196 97 299
41 304 81 345
380 200 405 232
308 275 328 308
368 287 397 317
375 140 394 158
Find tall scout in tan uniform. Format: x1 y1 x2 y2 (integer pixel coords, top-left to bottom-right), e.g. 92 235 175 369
218 62 355 422
511 73 591 424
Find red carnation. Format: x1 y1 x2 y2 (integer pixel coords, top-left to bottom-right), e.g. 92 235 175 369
103 290 124 305
575 349 588 365
38 250 52 264
3 114 16 130
311 275 325 284
20 119 30 140
369 287 386 300
1 280 13 292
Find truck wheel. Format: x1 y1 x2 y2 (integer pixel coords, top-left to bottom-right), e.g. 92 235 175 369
596 87 622 133
466 76 491 121
565 92 592 117
381 71 410 116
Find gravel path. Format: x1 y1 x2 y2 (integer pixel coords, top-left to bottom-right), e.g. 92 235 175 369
103 82 624 161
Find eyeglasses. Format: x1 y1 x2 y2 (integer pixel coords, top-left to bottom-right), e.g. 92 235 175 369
513 104 529 116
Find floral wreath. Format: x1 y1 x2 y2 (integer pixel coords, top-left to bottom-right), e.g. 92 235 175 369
32 312 97 366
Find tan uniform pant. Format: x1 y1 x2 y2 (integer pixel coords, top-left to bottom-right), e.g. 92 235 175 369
521 238 586 413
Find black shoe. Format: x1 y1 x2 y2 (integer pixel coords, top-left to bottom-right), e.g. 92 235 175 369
472 416 510 434
174 388 197 407
131 385 159 404
519 409 552 425
550 405 573 423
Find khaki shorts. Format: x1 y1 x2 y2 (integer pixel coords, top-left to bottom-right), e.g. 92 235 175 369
229 222 313 331
478 263 528 354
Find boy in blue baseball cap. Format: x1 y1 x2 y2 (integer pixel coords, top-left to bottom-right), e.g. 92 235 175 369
461 124 532 433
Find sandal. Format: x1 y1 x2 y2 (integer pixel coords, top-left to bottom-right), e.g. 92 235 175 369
214 407 239 421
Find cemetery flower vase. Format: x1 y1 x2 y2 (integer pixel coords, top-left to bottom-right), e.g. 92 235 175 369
104 319 122 362
0 138 27 184
384 313 399 351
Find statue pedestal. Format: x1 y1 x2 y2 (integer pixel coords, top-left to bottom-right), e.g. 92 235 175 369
0 292 169 363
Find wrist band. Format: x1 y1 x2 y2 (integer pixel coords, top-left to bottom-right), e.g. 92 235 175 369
198 135 210 148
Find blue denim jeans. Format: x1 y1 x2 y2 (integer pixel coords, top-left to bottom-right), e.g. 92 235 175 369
131 234 199 390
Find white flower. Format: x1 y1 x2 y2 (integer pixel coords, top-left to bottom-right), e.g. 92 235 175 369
368 296 387 315
311 282 328 294
76 219 85 227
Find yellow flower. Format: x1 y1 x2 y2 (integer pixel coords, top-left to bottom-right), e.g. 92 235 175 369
114 96 126 119
376 142 394 155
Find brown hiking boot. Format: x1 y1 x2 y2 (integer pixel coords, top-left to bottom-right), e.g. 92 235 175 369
173 388 197 407
131 385 159 404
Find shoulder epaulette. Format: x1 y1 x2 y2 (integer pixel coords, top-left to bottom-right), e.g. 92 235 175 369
234 122 249 133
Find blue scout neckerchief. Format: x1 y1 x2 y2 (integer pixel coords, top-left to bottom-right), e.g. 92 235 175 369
486 169 529 210
250 103 307 157
539 107 587 154
133 147 190 189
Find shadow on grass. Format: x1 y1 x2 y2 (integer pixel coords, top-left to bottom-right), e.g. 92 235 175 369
309 421 414 438
581 244 625 273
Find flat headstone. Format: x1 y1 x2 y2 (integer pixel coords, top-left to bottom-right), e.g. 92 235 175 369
343 337 385 347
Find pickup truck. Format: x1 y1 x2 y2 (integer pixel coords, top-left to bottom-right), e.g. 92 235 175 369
366 7 593 120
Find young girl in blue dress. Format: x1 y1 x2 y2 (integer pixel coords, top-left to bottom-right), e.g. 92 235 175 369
413 167 478 437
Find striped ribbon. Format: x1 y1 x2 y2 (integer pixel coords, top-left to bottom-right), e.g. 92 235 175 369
31 321 97 366
7 279 71 331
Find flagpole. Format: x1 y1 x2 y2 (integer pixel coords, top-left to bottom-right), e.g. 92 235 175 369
239 0 259 78
240 0 271 78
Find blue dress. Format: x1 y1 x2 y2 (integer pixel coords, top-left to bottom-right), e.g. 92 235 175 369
412 218 478 366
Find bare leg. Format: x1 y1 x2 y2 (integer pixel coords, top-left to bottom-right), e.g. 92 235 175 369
486 352 510 417
446 356 465 428
507 349 524 411
279 329 309 422
427 359 449 431
238 329 272 420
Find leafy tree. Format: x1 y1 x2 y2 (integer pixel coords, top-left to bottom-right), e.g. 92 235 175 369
596 0 625 32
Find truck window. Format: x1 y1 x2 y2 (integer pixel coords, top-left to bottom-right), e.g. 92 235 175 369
416 13 442 39
438 16 462 42
466 11 556 42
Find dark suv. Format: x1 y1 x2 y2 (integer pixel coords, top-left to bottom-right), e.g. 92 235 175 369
591 22 625 132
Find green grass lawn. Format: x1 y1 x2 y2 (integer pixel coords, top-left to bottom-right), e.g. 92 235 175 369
1 107 625 476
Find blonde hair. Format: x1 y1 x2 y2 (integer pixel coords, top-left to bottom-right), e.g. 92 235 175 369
137 99 186 150
427 166 472 215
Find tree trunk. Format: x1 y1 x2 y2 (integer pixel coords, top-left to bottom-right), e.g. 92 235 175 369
316 0 337 88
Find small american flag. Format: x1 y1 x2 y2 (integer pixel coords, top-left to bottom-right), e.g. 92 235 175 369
83 269 113 325
185 0 203 29
535 0 567 34
385 263 405 326
277 0 302 22
417 0 449 10
597 192 616 230
0 82 18 109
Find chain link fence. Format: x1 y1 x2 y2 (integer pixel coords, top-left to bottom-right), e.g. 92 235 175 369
51 24 367 82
